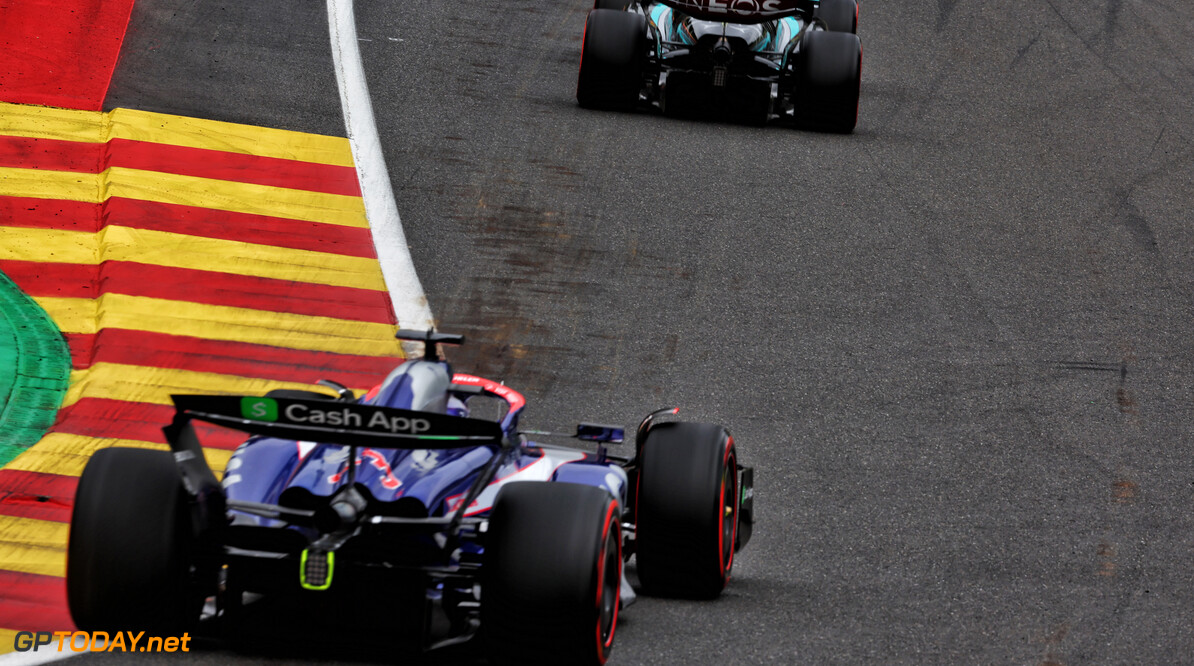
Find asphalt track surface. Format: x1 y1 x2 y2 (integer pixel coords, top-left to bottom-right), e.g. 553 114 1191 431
77 0 1194 663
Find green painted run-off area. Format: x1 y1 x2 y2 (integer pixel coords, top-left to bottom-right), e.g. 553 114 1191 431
0 271 70 467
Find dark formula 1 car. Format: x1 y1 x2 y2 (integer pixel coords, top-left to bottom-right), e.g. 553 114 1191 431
578 0 862 131
65 330 754 664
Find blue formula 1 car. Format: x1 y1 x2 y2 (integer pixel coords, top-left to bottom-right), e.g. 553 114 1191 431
578 0 862 131
65 330 754 664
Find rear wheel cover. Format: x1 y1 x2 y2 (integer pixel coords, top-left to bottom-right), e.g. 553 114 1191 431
635 422 738 598
67 448 200 633
482 482 622 665
577 10 646 110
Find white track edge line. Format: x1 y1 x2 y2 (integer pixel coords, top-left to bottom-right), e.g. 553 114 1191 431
328 0 436 342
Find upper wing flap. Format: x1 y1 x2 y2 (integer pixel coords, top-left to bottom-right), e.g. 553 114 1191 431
170 394 503 449
658 0 809 23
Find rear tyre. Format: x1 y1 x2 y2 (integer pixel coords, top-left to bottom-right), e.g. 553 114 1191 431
482 482 622 665
67 447 202 634
635 422 739 599
577 9 646 111
815 0 859 33
594 0 629 8
794 30 862 133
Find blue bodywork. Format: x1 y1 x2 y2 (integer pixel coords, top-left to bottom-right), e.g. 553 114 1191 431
162 351 638 652
160 330 752 657
221 361 629 532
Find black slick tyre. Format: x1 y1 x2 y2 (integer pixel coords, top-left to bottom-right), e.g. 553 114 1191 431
594 0 629 8
482 482 622 665
577 9 646 111
794 30 862 133
67 447 201 634
635 422 739 599
815 0 859 33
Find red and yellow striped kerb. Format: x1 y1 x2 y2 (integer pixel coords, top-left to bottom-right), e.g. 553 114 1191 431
0 101 403 647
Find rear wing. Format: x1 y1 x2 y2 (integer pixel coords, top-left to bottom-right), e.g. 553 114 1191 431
169 394 504 449
658 0 813 24
164 394 512 548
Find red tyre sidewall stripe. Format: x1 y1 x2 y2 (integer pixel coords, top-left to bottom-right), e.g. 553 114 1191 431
578 14 590 88
717 435 738 582
594 498 620 662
